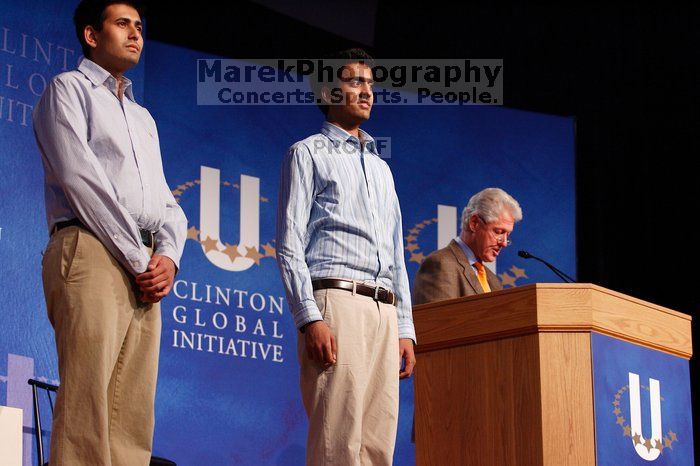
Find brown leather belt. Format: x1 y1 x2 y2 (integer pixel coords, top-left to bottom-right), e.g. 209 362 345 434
312 278 396 305
53 218 155 248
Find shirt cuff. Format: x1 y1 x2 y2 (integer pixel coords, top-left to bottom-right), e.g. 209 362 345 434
293 299 323 330
398 321 417 344
127 248 151 274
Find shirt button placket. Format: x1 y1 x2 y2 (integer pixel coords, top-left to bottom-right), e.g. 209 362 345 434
361 149 382 283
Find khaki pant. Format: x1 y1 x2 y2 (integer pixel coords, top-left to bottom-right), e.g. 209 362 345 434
42 226 160 466
299 288 400 466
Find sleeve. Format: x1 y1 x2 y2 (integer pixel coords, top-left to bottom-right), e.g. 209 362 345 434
32 77 151 275
391 189 417 343
151 125 188 269
275 144 322 330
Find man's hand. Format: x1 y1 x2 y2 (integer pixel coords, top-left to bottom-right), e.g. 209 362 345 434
399 338 416 379
135 255 176 303
304 321 337 367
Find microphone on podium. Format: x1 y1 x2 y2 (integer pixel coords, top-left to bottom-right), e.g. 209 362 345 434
517 250 576 283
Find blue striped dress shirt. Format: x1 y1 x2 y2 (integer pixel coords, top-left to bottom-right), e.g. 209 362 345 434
33 58 187 275
276 122 416 342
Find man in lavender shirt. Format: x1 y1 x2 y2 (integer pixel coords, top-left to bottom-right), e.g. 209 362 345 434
32 1 186 464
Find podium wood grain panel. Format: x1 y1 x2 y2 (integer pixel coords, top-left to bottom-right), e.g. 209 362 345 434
413 287 539 351
537 333 595 465
414 284 692 358
415 334 544 466
587 286 692 357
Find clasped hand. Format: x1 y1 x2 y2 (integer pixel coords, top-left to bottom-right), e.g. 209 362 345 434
135 254 176 303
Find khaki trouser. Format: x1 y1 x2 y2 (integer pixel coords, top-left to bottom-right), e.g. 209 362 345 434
42 226 160 466
299 288 400 466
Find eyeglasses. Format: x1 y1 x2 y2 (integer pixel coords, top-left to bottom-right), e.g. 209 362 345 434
477 215 512 246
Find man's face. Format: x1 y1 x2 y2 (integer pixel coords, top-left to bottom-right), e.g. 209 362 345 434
326 62 374 124
88 4 143 74
468 211 515 262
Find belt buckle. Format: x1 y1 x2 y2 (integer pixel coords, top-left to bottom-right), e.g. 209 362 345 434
373 285 381 302
142 229 154 248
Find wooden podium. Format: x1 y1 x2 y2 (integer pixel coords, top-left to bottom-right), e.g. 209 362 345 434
413 283 693 465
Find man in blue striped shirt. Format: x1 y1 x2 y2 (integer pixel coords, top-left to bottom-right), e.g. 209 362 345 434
276 49 416 465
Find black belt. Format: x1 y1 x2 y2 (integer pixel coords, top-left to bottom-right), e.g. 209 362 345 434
53 218 155 248
312 278 396 305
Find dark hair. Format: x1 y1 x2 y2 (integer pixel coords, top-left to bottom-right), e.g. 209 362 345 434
311 48 375 117
73 0 144 58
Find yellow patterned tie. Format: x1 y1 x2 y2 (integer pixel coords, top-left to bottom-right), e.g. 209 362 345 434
473 262 491 293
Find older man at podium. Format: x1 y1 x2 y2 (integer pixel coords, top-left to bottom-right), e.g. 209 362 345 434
413 188 522 304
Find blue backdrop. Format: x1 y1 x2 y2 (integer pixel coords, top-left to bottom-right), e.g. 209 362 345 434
1 2 575 465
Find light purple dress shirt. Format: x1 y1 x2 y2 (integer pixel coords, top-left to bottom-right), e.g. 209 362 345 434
33 58 187 275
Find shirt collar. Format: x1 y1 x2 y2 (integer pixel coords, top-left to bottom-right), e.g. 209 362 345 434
78 57 135 102
321 121 378 156
455 236 480 267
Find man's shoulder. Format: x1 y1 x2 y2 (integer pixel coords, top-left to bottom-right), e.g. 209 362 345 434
368 150 391 170
289 132 325 150
419 242 461 270
285 132 329 161
49 69 89 90
33 71 86 117
36 70 97 107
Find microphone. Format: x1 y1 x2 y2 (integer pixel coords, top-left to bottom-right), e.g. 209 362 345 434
518 250 576 283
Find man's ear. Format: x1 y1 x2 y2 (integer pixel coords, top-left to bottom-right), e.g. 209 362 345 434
84 26 98 53
320 86 333 105
468 214 479 233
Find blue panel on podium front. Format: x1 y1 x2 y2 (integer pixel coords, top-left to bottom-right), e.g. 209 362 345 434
591 332 694 465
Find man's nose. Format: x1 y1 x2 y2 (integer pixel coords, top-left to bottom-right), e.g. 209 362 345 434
128 25 141 40
359 84 372 98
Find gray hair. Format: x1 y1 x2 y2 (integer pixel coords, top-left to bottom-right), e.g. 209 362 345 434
461 187 523 232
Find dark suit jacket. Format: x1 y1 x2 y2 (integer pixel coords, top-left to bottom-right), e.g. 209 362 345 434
413 239 503 305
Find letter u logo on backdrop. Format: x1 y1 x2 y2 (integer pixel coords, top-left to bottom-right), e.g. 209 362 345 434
199 166 259 272
629 372 662 461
